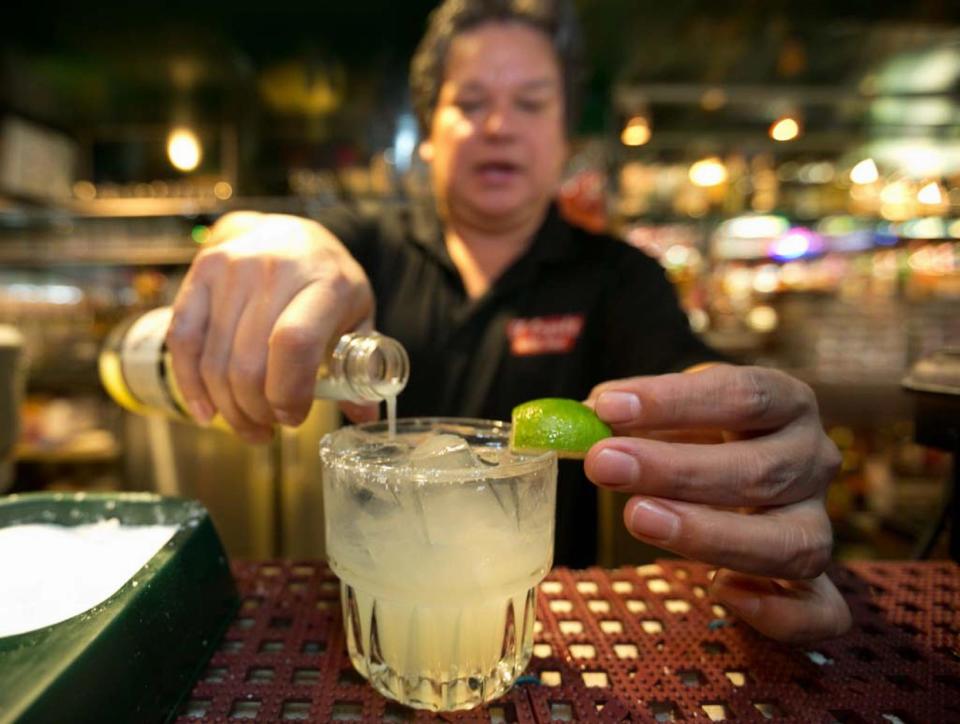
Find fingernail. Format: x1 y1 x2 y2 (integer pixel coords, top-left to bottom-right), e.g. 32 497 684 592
717 589 760 618
629 500 679 542
596 392 640 423
275 410 301 426
188 399 214 424
591 449 640 485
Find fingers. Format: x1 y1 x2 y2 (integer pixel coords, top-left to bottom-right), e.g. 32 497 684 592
200 271 273 443
265 282 345 426
205 211 264 246
167 276 215 423
229 295 287 427
586 365 846 645
621 495 834 580
166 213 376 439
710 569 852 644
588 365 816 434
585 427 829 507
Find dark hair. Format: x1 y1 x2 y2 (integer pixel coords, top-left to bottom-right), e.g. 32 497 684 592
409 0 582 136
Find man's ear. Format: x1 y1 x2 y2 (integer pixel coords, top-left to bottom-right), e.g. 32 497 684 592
418 140 434 163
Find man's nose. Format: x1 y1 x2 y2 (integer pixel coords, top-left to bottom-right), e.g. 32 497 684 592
482 100 516 138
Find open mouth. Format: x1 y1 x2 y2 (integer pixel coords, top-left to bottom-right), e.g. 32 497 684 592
474 161 522 183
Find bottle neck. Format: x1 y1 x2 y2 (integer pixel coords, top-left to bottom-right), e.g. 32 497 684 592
320 332 409 403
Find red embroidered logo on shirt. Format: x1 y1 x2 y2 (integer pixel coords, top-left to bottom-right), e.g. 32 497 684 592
506 314 585 356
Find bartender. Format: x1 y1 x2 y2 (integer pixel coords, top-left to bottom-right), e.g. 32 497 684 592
166 0 850 644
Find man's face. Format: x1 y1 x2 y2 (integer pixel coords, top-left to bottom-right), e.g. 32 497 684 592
421 22 567 228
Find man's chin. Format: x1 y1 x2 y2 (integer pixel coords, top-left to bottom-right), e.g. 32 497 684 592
457 193 542 225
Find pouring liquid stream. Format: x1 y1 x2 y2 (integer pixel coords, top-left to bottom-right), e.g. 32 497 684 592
386 395 397 439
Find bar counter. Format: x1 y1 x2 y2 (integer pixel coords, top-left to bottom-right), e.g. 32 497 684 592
176 560 960 722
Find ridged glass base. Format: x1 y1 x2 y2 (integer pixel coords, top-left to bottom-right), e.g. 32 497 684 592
341 581 538 711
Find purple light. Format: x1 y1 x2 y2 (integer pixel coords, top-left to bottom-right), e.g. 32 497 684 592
770 227 824 260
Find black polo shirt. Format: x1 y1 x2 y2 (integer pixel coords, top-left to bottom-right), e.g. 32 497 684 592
316 201 721 567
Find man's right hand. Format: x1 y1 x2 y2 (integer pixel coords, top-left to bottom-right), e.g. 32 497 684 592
166 211 376 443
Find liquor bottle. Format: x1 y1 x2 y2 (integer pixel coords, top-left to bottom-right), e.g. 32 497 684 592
99 307 408 423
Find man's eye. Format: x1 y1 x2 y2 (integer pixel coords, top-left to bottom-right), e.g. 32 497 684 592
456 98 485 113
517 98 548 113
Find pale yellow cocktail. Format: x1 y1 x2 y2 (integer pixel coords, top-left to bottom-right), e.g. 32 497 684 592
320 418 556 711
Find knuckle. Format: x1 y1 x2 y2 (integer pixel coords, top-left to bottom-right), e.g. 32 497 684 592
665 456 699 499
797 379 817 409
733 368 774 422
228 356 266 390
788 378 818 419
820 439 843 482
783 522 833 579
166 320 200 353
269 323 320 356
259 248 279 269
352 278 375 311
258 254 284 287
228 251 262 278
747 450 800 504
324 269 354 299
194 247 226 275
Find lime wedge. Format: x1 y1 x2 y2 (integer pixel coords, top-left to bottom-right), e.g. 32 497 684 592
510 398 612 459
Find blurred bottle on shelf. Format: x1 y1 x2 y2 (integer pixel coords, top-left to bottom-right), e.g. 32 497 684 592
0 325 25 492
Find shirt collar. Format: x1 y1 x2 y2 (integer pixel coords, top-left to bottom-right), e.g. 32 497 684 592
408 198 581 270
528 201 580 264
407 197 454 272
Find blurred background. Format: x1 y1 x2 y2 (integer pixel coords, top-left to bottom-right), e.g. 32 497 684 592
1 0 958 562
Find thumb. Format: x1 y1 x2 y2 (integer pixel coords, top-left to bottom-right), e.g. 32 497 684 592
710 569 851 644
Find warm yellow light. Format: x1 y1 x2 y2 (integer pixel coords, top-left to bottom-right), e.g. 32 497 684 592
746 304 778 333
769 116 800 142
213 181 233 200
752 265 780 294
879 181 914 220
689 157 728 187
72 181 97 201
850 158 879 185
167 128 202 172
917 181 944 205
621 117 651 147
901 146 940 177
700 87 727 111
880 180 912 205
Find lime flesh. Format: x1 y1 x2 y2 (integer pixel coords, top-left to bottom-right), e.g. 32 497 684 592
510 398 612 459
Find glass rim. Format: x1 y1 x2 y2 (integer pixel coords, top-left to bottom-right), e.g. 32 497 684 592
319 416 556 483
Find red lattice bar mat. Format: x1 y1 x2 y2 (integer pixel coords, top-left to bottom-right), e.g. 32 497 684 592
175 560 960 722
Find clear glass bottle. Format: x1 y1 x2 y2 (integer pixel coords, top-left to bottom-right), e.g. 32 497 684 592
99 307 409 423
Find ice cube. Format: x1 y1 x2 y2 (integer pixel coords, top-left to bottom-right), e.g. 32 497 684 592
353 440 411 466
408 434 482 471
405 434 495 547
476 449 502 467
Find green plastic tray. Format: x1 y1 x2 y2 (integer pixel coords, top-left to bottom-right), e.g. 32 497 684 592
0 492 238 724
